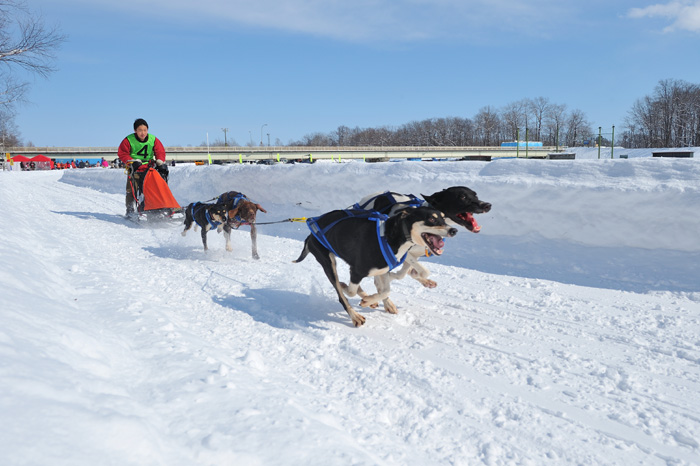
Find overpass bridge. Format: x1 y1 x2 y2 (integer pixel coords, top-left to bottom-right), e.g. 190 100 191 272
5 145 567 163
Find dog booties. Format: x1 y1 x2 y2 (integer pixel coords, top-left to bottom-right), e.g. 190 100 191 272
306 209 408 270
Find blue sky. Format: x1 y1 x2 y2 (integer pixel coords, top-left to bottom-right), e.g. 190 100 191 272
16 0 700 147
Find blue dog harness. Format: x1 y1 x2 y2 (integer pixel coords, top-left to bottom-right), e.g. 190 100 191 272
218 192 252 226
354 191 438 257
353 191 427 214
189 202 223 229
306 210 408 270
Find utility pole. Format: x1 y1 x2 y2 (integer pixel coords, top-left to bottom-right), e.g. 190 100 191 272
260 123 268 146
221 128 228 146
611 125 615 159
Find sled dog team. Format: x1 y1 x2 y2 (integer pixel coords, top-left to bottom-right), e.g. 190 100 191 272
182 187 491 327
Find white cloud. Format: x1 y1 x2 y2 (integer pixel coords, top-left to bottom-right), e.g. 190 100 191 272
628 0 700 33
57 0 578 43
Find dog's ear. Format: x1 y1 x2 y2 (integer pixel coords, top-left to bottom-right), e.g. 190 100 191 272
256 203 267 213
228 207 239 219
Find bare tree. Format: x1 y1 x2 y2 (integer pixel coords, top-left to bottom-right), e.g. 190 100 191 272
501 99 528 141
0 0 64 141
564 109 592 146
473 106 502 146
528 97 551 142
543 103 567 147
623 79 700 148
0 1 65 76
0 107 19 145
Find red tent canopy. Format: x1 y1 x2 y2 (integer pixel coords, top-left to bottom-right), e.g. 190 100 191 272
31 154 54 169
12 155 31 162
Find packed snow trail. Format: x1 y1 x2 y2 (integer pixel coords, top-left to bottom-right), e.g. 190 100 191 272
1 160 699 465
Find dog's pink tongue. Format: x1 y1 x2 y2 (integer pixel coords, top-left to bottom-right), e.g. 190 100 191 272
459 212 481 233
430 235 445 253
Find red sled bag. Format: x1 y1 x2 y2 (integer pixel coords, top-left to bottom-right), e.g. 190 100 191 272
141 167 180 211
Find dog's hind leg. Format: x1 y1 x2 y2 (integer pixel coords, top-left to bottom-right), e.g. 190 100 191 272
250 223 260 260
200 226 210 251
182 217 193 237
310 244 366 327
182 223 191 237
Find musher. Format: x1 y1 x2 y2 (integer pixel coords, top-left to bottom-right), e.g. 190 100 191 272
117 118 168 217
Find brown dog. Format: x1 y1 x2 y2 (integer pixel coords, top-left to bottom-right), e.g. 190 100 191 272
217 191 267 259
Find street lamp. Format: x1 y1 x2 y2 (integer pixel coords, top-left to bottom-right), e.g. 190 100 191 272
221 128 228 147
260 123 267 146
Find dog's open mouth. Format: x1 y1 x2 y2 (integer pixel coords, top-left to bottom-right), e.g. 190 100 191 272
457 212 481 233
422 233 445 255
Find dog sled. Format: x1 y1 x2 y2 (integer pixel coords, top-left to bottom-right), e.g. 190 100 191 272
128 163 183 223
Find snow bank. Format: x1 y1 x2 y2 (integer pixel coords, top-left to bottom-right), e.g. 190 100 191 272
62 156 700 252
2 158 699 466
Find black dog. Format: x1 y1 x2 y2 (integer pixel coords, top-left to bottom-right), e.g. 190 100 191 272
356 186 492 234
217 191 267 259
354 186 491 313
181 202 228 251
294 207 457 327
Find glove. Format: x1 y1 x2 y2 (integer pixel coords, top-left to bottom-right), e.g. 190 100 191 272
156 163 169 181
130 160 142 173
155 159 164 167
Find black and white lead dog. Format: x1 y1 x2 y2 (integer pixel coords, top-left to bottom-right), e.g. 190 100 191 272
181 202 228 251
354 186 491 313
294 206 457 327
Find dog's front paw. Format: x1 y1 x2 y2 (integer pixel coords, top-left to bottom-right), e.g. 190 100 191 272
252 253 260 260
226 245 233 252
419 278 437 288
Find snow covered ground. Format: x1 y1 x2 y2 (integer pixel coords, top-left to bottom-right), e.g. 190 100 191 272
1 155 699 465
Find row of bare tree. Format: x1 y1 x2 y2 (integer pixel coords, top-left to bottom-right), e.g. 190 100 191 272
290 98 595 148
622 79 700 148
